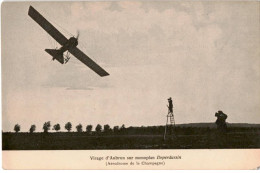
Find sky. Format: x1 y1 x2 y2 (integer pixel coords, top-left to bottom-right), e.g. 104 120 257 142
2 1 260 132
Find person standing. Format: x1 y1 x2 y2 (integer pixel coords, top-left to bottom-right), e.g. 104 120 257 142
168 97 173 113
215 110 228 132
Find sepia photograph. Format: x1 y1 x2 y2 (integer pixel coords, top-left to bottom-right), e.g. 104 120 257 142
1 0 260 170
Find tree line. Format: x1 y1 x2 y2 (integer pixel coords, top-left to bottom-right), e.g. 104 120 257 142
13 122 126 134
11 123 260 135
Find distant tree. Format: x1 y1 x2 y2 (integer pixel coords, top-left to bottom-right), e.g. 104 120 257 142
65 122 72 132
29 125 36 133
140 126 145 135
120 124 126 134
76 124 83 132
113 126 119 134
53 124 61 132
127 126 135 135
86 125 93 134
14 124 20 133
43 121 51 133
121 124 125 129
95 124 102 133
103 124 111 134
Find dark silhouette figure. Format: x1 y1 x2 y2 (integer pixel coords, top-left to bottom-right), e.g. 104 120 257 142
168 97 173 113
215 110 228 132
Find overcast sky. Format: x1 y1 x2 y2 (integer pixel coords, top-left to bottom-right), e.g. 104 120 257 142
2 1 260 132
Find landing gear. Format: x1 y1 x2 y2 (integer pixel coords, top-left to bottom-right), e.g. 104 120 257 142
64 51 70 64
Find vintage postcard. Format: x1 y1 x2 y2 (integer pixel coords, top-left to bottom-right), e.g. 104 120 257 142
1 0 260 170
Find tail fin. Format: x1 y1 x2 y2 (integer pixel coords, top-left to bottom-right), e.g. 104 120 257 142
45 49 64 64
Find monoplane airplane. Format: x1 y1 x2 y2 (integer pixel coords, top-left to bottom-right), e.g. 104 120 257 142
28 6 109 77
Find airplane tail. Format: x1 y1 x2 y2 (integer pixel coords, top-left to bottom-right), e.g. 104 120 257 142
45 49 64 64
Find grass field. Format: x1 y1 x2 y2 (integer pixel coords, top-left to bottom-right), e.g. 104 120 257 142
2 127 260 150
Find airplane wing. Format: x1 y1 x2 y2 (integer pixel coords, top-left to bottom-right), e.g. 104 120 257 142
69 47 109 77
28 6 68 45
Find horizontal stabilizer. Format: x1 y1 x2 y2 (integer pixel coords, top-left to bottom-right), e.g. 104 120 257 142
45 49 64 64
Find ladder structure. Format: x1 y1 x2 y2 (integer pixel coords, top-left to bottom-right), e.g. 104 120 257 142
164 110 176 140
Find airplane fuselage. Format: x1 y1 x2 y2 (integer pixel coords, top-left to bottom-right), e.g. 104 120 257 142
59 37 78 53
45 37 78 64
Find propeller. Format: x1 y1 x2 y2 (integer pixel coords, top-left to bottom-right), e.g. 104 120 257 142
76 30 80 40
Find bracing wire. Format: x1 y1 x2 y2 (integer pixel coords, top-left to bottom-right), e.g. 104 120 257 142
50 19 74 37
41 9 74 38
41 9 73 49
